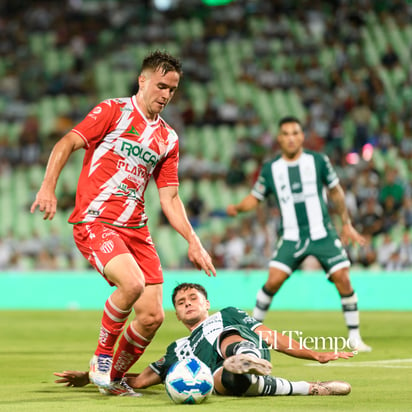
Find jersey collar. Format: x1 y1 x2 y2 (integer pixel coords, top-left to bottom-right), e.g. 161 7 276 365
131 95 161 126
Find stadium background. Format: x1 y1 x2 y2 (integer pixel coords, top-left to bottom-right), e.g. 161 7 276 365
0 0 412 310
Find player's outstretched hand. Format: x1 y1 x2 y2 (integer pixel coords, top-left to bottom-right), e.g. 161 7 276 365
316 351 354 364
226 204 238 217
341 223 365 247
187 237 216 277
30 185 57 220
54 371 90 387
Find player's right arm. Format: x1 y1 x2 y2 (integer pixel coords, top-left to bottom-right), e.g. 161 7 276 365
227 165 267 216
30 131 85 220
53 367 161 389
126 366 162 389
255 325 353 363
226 194 259 217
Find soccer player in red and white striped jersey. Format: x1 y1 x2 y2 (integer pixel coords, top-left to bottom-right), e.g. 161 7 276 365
31 50 216 396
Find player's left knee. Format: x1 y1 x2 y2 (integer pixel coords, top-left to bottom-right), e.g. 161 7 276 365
137 310 164 334
330 270 351 289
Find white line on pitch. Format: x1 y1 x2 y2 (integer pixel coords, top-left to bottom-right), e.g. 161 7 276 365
305 358 412 368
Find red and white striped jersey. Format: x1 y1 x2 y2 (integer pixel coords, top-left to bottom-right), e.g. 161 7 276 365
68 95 179 228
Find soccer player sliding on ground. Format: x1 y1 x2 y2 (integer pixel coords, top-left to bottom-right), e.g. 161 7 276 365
55 283 353 397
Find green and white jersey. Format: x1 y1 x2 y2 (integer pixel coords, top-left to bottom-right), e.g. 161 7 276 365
252 150 339 241
150 307 261 381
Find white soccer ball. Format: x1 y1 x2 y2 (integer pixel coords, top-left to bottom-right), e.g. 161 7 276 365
165 357 214 404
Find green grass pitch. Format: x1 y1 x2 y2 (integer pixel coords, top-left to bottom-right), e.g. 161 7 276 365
1 310 411 411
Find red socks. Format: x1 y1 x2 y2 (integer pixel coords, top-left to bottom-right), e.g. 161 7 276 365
95 297 132 356
110 323 151 381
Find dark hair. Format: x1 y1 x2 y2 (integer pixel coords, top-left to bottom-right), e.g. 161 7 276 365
141 50 183 76
278 116 302 128
172 283 208 307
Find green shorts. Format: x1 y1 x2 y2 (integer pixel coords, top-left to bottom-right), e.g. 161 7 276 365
270 231 350 277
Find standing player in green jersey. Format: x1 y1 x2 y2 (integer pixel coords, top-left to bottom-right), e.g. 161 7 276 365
227 116 371 352
54 283 353 397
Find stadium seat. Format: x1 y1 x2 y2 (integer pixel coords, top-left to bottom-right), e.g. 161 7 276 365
371 148 385 173
174 19 189 42
43 50 61 76
369 21 388 55
216 125 235 166
271 90 288 118
362 28 380 66
205 216 228 238
155 227 186 268
320 47 335 69
285 90 306 122
342 118 355 151
186 83 207 117
94 60 113 100
176 178 195 204
98 30 116 48
0 193 12 237
190 17 204 39
390 224 405 246
383 16 409 66
200 126 219 160
239 39 254 59
37 97 57 138
55 94 72 116
215 179 234 206
236 82 254 106
5 122 23 146
28 31 56 57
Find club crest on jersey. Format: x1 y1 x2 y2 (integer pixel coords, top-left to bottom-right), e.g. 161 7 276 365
100 240 115 253
155 356 166 367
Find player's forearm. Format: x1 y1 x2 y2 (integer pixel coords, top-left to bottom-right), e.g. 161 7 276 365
160 191 197 243
329 185 351 225
274 332 323 361
228 194 259 215
126 367 162 389
159 185 215 275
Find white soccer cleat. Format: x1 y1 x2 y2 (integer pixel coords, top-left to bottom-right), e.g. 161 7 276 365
223 354 272 376
309 381 351 396
99 379 142 397
89 354 113 388
349 338 372 353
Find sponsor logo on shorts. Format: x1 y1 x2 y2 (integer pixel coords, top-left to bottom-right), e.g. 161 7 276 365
100 240 114 253
87 209 100 216
155 356 166 366
327 253 346 264
102 229 117 238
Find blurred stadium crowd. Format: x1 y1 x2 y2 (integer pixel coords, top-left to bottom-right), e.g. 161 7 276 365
0 0 411 271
